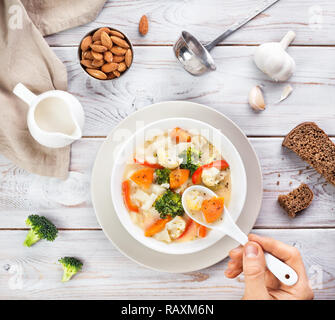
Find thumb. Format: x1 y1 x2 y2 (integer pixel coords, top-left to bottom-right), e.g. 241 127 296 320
242 241 270 300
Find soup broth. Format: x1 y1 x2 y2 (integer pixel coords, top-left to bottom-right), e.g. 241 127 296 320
121 127 231 244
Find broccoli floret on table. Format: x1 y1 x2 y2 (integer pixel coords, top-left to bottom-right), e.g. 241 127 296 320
23 214 58 247
59 257 83 282
179 147 202 175
154 189 184 219
155 168 171 184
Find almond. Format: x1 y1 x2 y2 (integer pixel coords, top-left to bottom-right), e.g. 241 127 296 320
91 59 104 67
90 44 108 53
101 62 119 73
83 50 94 60
113 55 125 63
107 72 116 79
110 30 125 39
101 31 113 49
93 40 102 45
92 27 111 41
113 70 121 77
111 46 127 55
104 51 114 63
80 36 92 52
110 36 129 49
125 49 132 67
118 62 127 72
86 68 107 80
91 50 103 60
81 59 95 68
139 15 148 35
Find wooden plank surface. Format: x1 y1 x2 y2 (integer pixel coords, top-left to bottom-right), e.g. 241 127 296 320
253 138 335 228
45 0 334 46
2 0 335 300
55 46 335 137
0 229 333 300
1 138 334 229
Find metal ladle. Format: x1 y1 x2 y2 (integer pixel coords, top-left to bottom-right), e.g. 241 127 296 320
173 0 280 75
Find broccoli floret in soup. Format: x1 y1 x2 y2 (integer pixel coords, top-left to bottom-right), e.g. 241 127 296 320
154 190 184 219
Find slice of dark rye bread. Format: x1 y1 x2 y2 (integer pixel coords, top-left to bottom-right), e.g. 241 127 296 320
283 122 335 185
278 183 314 218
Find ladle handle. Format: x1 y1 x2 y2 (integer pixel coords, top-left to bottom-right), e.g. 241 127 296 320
205 0 281 51
220 213 298 286
205 30 235 51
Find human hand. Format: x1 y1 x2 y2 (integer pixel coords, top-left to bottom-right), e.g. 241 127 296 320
224 234 314 300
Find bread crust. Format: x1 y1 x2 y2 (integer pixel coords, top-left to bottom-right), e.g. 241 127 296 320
278 183 314 218
282 121 319 146
282 122 335 185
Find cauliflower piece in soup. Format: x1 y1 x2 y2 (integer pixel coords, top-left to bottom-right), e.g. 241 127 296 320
153 228 171 243
201 167 228 187
141 194 157 211
176 142 193 155
157 147 183 169
191 135 208 149
134 144 158 165
131 189 149 205
166 216 186 240
151 184 167 196
186 190 204 211
132 189 157 211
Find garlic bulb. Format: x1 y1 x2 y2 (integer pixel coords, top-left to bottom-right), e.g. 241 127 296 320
249 85 265 111
254 31 296 82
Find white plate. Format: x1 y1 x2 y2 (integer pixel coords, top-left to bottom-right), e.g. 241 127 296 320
91 101 263 273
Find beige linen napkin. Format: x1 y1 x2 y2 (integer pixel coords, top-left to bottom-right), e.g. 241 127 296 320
0 0 106 179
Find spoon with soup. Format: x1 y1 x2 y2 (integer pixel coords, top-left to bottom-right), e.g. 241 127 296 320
182 185 298 286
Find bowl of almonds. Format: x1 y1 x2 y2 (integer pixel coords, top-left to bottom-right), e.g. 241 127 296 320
79 27 133 80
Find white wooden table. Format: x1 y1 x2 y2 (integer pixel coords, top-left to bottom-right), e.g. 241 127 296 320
1 0 335 299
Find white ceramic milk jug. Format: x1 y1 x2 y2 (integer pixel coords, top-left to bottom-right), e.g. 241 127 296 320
13 83 85 148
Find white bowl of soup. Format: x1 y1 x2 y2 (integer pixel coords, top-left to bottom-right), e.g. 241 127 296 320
111 118 247 255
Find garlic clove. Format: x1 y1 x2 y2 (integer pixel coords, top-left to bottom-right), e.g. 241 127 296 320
278 84 293 103
249 85 266 111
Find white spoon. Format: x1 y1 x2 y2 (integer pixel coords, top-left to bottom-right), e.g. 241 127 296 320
182 185 298 286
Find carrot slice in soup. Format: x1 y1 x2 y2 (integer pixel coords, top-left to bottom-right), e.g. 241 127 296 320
202 160 229 170
122 180 139 213
170 127 191 143
191 167 203 184
198 224 207 238
130 168 154 189
201 197 224 223
145 217 172 237
169 169 190 189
